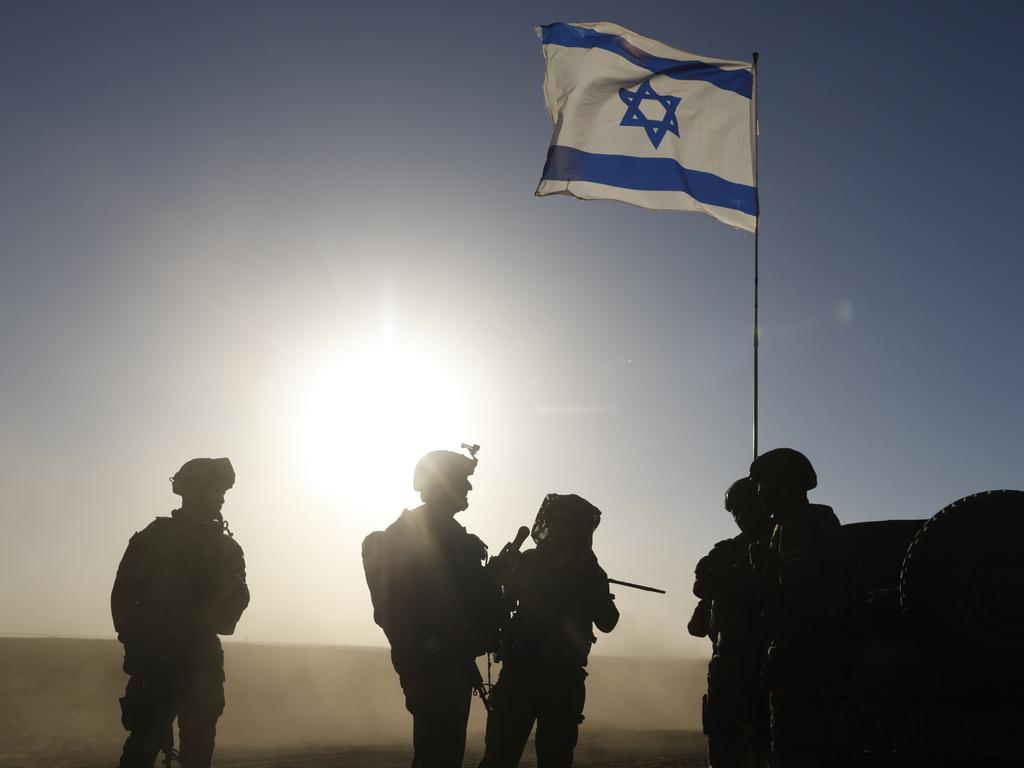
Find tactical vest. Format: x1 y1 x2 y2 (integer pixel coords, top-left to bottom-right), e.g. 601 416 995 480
362 505 498 675
111 514 249 651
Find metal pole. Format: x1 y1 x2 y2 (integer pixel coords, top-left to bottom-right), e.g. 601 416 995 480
752 51 760 460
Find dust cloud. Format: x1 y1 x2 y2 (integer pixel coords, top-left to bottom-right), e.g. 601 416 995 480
2 637 707 766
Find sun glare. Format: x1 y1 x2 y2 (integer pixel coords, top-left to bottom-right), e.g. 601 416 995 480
288 334 477 517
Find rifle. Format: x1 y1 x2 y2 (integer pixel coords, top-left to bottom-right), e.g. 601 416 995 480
481 525 532 701
499 526 531 560
468 659 492 712
607 577 667 594
492 525 531 621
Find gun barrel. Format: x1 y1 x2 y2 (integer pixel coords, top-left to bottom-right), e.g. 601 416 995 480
608 577 667 594
469 661 492 712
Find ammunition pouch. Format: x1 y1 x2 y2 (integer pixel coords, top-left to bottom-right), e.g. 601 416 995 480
119 670 175 732
702 693 742 740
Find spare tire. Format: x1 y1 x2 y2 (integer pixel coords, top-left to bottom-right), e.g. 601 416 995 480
899 490 1024 667
844 519 926 593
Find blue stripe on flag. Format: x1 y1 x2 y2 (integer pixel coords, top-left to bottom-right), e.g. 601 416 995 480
540 23 752 99
542 146 758 216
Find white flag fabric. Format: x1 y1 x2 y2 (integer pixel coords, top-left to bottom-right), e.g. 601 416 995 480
536 22 757 232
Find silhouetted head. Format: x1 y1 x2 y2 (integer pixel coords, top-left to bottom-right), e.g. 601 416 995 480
725 476 770 540
171 457 235 523
532 493 601 555
749 448 816 518
413 449 476 515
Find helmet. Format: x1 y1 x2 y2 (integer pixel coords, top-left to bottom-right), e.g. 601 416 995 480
724 477 758 514
531 493 602 544
749 448 817 492
171 457 235 497
412 449 477 492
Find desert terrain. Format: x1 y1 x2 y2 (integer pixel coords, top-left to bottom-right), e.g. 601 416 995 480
1 637 708 767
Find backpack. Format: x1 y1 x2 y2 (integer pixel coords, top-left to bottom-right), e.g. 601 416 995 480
361 529 389 629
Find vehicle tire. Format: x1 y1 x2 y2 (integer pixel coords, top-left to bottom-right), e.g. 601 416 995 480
899 490 1024 668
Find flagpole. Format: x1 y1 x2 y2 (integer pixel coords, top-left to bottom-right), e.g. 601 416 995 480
752 51 760 460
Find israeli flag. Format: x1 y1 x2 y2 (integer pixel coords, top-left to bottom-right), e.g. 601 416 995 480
536 22 757 232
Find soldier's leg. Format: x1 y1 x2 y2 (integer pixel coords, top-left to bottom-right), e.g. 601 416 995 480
748 678 773 768
118 673 177 768
533 669 586 768
704 655 747 768
177 645 225 768
708 735 744 768
823 693 863 768
769 689 830 768
410 673 473 768
478 672 536 768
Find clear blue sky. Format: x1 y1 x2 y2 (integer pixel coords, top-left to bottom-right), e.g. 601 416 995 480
2 1 1021 654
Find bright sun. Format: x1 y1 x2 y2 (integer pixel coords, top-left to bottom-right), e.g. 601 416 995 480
288 333 478 514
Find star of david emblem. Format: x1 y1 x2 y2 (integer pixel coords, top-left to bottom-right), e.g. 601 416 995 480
619 79 681 149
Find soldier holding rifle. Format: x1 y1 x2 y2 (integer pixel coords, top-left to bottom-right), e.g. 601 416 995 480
362 444 501 768
688 477 771 768
478 493 620 768
751 448 863 768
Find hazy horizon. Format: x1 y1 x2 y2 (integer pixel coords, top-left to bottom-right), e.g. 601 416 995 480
0 636 709 765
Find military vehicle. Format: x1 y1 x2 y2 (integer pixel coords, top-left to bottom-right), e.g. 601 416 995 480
844 490 1024 765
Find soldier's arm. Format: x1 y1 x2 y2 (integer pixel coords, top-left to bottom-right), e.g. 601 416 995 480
584 556 619 634
687 599 712 638
209 538 250 634
819 509 864 629
111 530 172 673
772 515 828 651
693 539 751 600
381 597 423 676
692 552 716 599
379 550 438 677
111 532 149 644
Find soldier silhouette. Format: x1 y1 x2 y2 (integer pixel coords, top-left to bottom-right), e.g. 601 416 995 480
362 446 500 768
478 493 619 768
688 477 772 768
111 457 249 768
750 448 863 768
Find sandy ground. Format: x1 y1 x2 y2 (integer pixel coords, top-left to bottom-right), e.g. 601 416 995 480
57 731 707 768
1 637 708 767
